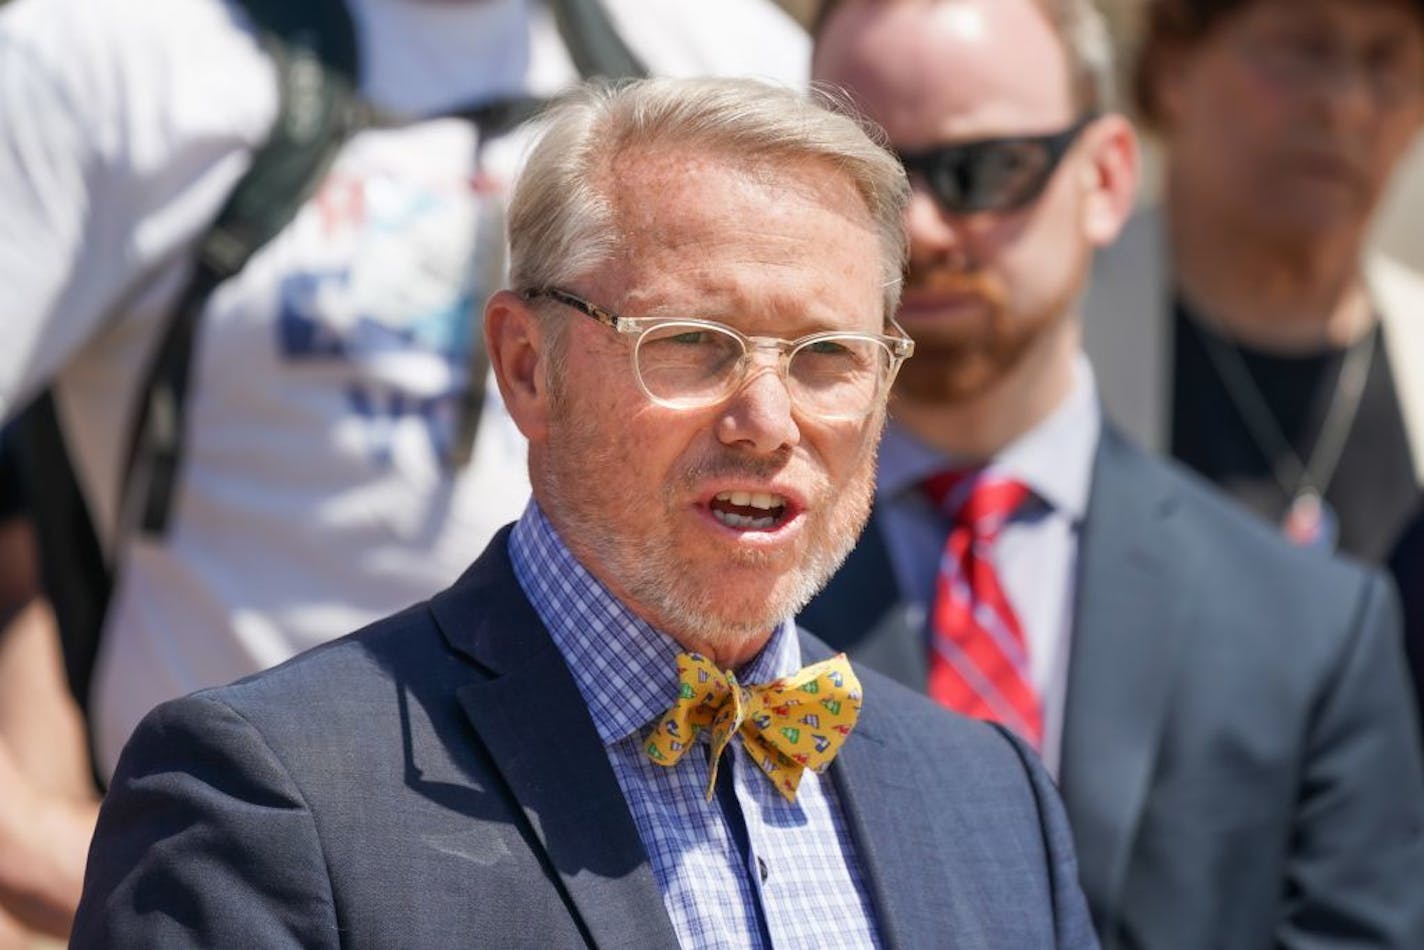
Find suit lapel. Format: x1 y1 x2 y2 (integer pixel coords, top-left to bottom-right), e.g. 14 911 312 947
1058 430 1197 931
802 635 971 950
432 534 679 950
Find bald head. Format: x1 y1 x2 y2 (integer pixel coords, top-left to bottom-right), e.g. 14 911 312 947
815 0 1106 124
814 0 1076 149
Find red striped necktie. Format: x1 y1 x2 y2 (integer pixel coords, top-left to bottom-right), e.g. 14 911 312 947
921 469 1043 749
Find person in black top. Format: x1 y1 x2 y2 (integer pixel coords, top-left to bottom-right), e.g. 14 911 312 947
1084 0 1424 725
1171 299 1419 561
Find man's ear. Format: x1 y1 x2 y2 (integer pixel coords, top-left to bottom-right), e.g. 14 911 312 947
485 289 550 443
1080 113 1140 248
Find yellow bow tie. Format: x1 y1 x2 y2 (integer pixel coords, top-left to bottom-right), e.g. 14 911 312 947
644 651 863 803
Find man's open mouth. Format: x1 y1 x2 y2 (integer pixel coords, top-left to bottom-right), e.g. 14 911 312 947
709 491 790 530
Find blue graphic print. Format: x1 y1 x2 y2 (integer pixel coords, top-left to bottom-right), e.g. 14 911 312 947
276 176 499 468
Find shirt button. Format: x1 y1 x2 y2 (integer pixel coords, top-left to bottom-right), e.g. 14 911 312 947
758 857 769 882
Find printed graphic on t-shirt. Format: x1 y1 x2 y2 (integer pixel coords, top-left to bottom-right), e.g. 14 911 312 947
276 168 502 469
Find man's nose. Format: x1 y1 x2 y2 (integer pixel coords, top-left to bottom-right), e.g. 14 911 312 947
715 357 800 454
906 187 972 268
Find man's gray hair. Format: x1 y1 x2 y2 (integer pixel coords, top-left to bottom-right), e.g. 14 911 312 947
507 76 910 324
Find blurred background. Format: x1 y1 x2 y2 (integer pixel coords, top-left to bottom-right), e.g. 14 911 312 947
2 0 1413 262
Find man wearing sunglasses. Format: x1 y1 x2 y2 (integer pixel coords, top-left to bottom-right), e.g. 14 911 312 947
73 76 1098 947
809 1 1424 947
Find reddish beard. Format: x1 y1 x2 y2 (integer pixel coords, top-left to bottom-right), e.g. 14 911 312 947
894 265 1028 405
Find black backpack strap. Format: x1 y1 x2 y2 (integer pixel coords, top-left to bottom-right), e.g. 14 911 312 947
124 0 363 536
9 393 112 724
546 0 649 81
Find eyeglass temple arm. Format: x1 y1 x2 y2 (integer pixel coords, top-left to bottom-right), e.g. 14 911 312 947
526 288 626 332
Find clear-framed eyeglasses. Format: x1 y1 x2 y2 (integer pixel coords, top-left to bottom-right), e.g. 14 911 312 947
526 288 915 421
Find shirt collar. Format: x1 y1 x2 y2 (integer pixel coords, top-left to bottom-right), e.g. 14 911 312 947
508 501 802 747
878 354 1100 523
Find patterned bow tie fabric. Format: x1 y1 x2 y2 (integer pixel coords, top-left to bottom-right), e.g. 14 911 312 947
645 652 863 803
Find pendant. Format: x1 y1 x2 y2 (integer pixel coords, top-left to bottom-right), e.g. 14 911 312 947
1282 490 1338 551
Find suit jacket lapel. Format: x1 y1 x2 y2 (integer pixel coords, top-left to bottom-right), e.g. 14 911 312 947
432 533 679 950
801 635 971 950
1059 430 1196 931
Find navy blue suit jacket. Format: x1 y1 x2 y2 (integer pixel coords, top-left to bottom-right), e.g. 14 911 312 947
73 529 1098 948
801 426 1424 950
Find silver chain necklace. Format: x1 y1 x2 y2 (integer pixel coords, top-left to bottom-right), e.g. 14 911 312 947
1194 318 1377 549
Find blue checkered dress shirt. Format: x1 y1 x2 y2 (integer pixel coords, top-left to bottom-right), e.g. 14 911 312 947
509 502 882 949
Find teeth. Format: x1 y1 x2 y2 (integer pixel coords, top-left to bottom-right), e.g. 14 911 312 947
713 510 778 530
713 490 786 511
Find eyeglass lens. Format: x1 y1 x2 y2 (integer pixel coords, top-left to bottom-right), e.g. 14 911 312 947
634 322 891 418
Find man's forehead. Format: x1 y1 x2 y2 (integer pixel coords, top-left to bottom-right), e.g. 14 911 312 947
607 144 853 198
577 149 883 331
606 144 731 189
606 144 871 240
814 0 1075 146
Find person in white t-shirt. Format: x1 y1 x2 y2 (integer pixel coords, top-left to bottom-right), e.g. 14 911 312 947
0 0 808 939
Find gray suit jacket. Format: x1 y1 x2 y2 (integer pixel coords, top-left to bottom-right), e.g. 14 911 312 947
73 529 1098 948
801 427 1424 950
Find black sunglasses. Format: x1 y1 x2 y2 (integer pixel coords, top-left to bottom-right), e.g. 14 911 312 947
895 115 1097 216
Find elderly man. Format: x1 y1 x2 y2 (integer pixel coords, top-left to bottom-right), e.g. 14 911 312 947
808 1 1424 948
71 77 1097 948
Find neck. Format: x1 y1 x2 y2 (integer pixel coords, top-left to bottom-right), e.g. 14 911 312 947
677 632 772 671
890 318 1079 461
1167 178 1375 352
